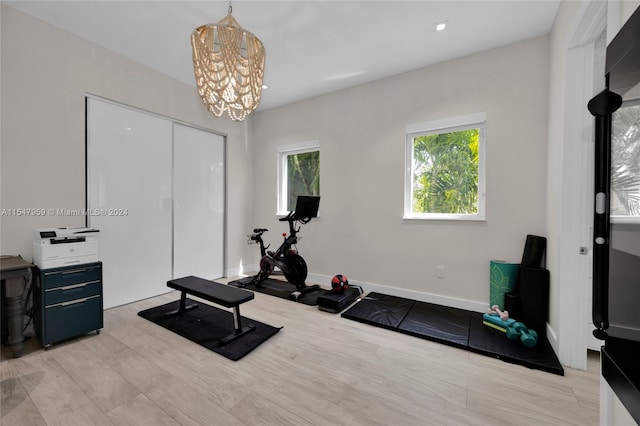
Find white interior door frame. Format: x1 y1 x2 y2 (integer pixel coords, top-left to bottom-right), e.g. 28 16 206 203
557 0 606 370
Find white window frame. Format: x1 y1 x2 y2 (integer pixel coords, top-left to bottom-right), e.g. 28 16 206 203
277 140 320 216
404 112 486 221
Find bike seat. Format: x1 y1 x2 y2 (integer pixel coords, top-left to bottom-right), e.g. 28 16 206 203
253 228 268 233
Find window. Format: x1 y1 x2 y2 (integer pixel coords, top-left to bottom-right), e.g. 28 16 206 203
404 113 486 220
278 140 320 215
612 100 640 221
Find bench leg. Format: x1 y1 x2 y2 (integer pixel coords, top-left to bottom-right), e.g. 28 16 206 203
164 291 198 317
232 306 242 333
218 305 256 345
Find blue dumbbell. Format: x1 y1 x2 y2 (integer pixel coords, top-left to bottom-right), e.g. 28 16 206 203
506 322 538 348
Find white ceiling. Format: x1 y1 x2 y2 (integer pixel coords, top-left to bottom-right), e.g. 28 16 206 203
5 0 561 112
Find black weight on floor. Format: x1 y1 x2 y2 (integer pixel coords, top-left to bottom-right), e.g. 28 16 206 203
317 287 362 313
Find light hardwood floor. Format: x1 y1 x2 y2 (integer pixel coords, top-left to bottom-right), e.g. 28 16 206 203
2 280 600 426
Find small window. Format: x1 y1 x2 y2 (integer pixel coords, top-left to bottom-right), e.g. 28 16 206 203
404 113 486 221
278 140 320 215
612 100 640 221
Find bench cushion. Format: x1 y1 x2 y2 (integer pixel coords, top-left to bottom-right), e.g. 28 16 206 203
167 276 254 308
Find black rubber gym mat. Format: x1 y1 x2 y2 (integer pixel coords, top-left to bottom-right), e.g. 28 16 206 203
228 277 327 306
341 293 564 376
467 312 564 375
340 292 415 330
138 298 281 361
397 301 472 348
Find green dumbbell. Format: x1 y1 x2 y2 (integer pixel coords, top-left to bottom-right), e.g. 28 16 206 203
506 322 538 348
506 322 526 339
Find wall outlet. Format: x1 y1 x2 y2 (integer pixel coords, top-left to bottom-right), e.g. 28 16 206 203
437 266 446 278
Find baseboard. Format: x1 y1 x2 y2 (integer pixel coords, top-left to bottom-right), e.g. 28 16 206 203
230 268 488 313
307 272 488 313
546 322 558 350
226 263 258 279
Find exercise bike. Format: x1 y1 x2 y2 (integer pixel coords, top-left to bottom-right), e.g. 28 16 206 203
236 196 320 297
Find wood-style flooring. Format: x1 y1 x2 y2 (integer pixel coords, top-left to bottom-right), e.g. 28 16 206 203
1 280 600 425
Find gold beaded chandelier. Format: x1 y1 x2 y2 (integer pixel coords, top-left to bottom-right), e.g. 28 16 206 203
191 3 265 122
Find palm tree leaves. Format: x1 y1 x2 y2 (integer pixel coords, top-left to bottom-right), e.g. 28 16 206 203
287 151 320 211
412 129 479 214
612 103 640 216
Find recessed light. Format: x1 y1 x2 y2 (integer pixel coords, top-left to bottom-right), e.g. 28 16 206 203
262 84 269 89
435 21 447 32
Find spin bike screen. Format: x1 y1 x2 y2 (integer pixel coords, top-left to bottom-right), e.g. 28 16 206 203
292 196 320 221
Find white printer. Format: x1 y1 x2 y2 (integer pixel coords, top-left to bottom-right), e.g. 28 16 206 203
33 227 100 269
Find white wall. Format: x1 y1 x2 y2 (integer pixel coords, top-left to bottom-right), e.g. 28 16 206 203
608 0 640 43
249 36 549 310
0 5 254 276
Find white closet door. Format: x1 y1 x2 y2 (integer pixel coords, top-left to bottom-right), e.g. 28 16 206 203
173 123 224 280
87 98 173 309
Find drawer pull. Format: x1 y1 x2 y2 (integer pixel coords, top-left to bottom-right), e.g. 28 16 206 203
45 268 86 276
47 282 85 292
61 269 89 275
45 280 100 292
46 294 100 309
61 298 88 306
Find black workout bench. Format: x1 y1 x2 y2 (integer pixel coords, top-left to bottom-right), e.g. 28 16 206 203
166 276 256 345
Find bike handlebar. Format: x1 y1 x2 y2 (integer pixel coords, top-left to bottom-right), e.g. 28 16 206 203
279 210 313 223
278 211 294 222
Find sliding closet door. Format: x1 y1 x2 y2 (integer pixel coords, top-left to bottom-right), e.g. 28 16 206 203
87 98 173 309
173 123 225 279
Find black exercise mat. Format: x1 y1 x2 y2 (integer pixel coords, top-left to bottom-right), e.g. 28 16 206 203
341 292 564 376
138 299 281 361
467 312 564 375
341 292 415 329
397 301 472 348
228 277 327 306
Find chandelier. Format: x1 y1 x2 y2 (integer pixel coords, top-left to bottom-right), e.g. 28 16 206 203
191 4 265 122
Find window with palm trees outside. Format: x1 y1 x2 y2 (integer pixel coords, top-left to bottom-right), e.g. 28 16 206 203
612 101 640 221
278 140 320 215
404 113 486 220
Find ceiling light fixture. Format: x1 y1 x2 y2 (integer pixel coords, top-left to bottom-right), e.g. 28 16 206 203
191 1 265 122
435 21 448 32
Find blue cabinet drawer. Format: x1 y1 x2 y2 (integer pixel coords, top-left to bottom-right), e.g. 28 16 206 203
43 295 103 345
42 263 102 290
44 281 102 306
